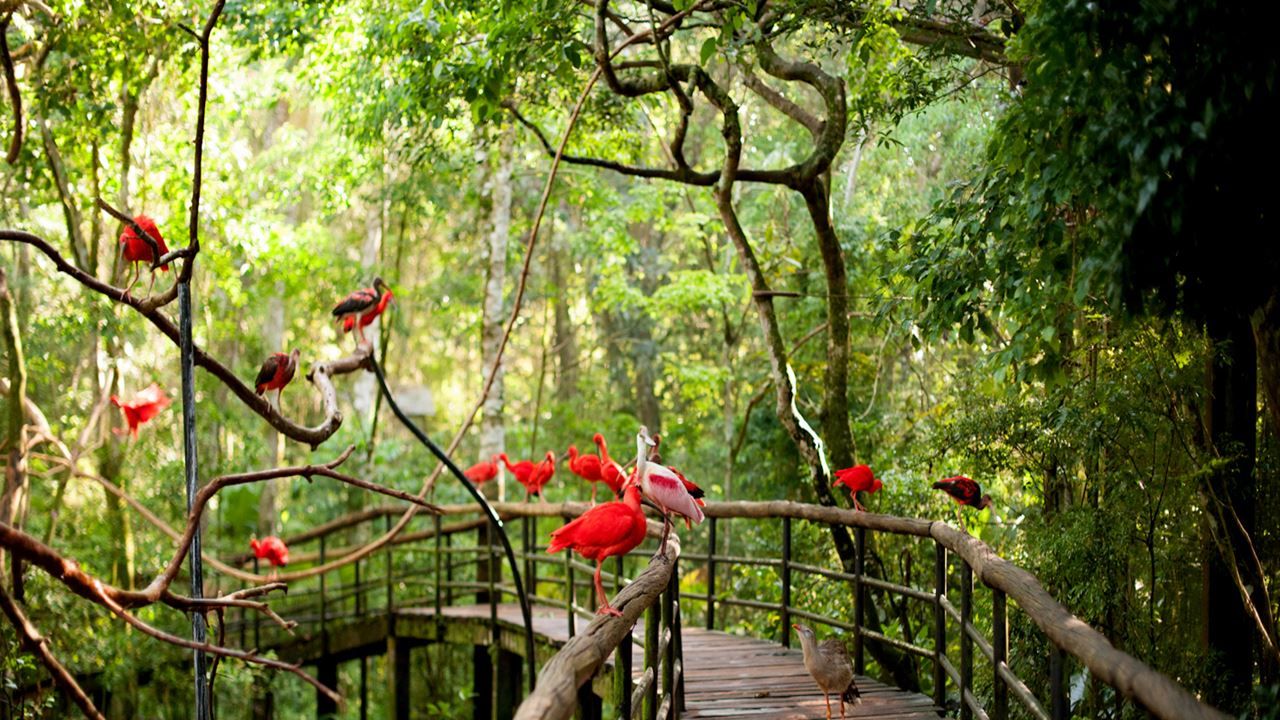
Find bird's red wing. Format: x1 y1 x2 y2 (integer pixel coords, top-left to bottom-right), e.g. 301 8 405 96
255 354 283 392
667 466 704 499
548 503 642 558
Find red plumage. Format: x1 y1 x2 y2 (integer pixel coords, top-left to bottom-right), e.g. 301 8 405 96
500 452 556 499
254 349 300 399
592 433 626 494
119 215 170 270
833 464 883 511
250 536 290 567
333 277 391 345
464 455 501 485
110 383 172 438
568 444 610 502
548 484 648 616
341 289 394 332
932 476 992 509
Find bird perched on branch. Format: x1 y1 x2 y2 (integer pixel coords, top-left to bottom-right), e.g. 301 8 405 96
250 536 289 578
331 277 391 347
567 444 608 503
592 432 627 498
793 623 861 720
464 455 501 486
547 478 648 617
110 383 172 438
932 475 993 532
254 349 300 410
832 464 882 512
118 215 170 299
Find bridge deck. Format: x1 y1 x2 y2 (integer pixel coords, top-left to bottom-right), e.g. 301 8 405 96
395 603 941 719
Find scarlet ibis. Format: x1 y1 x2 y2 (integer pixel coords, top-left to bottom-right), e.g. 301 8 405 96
932 475 992 532
635 426 703 555
342 287 394 334
253 349 301 410
332 277 391 346
110 383 172 438
832 464 882 512
566 444 609 503
592 432 627 497
118 215 170 298
793 624 860 720
500 452 555 501
250 536 289 579
464 455 501 485
547 481 648 616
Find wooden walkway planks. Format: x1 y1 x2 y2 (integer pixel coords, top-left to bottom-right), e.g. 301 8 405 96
402 603 941 719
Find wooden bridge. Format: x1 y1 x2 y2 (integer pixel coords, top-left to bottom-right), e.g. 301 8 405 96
221 500 1226 720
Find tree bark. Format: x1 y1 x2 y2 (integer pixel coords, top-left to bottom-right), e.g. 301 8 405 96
550 202 579 398
480 126 514 499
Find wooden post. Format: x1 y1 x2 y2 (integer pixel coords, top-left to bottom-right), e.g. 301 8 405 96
853 526 866 674
706 516 717 631
933 543 946 709
360 655 369 720
496 648 523 720
663 567 675 715
566 514 576 639
320 535 328 655
473 644 493 720
385 514 394 614
576 684 602 720
386 635 411 720
435 513 444 621
615 623 634 719
645 601 659 720
316 661 338 719
445 531 455 605
993 588 1008 720
960 561 973 720
780 516 792 649
1050 645 1068 719
673 568 686 713
253 557 261 651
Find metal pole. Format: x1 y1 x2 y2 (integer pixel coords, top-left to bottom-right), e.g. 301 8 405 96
780 516 791 649
961 561 973 720
706 516 716 631
933 543 946 709
853 526 865 674
178 280 210 720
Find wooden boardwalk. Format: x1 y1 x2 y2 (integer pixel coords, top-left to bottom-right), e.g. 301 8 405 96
402 603 940 719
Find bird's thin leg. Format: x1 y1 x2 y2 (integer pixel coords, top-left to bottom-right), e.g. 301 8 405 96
824 692 832 720
594 562 622 616
121 264 140 301
652 509 672 563
145 269 157 298
276 388 283 411
590 482 598 505
839 696 847 720
854 493 866 512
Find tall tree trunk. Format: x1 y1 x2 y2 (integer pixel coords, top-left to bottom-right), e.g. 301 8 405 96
480 127 514 500
0 267 27 600
257 285 285 537
1201 311 1258 713
550 202 578 398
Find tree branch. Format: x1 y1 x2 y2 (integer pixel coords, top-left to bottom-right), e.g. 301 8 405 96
742 70 822 137
0 582 105 720
1 15 21 164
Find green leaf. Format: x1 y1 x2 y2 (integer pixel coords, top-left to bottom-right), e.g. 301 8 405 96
700 37 718 66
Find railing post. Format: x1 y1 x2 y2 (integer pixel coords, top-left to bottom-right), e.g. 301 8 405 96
616 621 634 719
445 531 454 606
706 516 716 631
993 588 1008 720
673 561 685 715
434 513 443 622
781 516 792 649
960 560 973 720
524 515 534 611
319 534 328 653
933 542 946 710
385 514 394 615
663 565 676 719
645 600 659 720
565 514 575 638
1050 645 1068 719
252 557 261 651
355 553 363 617
853 526 866 674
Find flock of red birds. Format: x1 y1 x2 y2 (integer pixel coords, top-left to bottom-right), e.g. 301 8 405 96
111 215 997 608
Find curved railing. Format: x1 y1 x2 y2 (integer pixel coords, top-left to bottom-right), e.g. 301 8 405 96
222 500 1225 720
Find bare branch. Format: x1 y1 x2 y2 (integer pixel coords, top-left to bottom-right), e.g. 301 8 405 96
1 15 21 164
0 582 105 720
742 71 822 137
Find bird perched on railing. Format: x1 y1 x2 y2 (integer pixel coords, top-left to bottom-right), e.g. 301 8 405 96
118 215 169 299
254 349 301 410
547 477 648 616
110 383 172 439
592 432 627 498
648 433 705 504
793 623 860 720
250 536 290 578
566 444 608 504
500 452 556 501
932 475 992 532
832 464 882 511
463 455 501 486
634 426 703 555
332 277 392 347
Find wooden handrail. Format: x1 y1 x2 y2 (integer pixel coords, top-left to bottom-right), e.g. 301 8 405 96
514 527 681 720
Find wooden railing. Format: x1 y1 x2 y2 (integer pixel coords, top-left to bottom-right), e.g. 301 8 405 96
222 500 1225 720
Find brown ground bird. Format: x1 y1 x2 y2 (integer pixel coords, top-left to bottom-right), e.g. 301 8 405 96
793 623 861 719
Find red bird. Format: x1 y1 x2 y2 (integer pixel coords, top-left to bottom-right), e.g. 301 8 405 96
566 444 608 503
933 476 993 532
254 349 301 409
592 433 627 496
832 464 883 512
464 455 501 485
118 215 170 298
342 288 395 334
332 277 391 346
250 536 290 578
548 481 648 616
500 452 555 501
110 383 172 438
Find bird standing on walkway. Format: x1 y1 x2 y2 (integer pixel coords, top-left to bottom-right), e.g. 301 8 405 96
464 455 501 486
118 215 170 299
332 277 391 347
567 444 608 503
547 480 648 616
254 349 301 410
110 383 172 438
793 623 860 720
932 475 992 532
833 464 882 512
